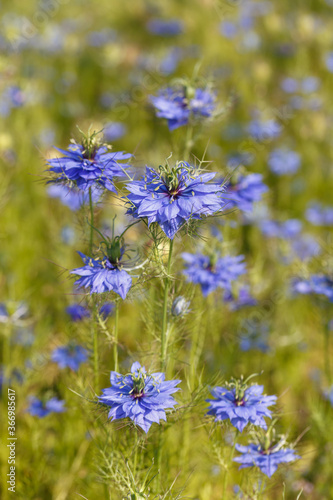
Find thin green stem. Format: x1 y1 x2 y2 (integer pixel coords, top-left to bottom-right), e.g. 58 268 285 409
89 187 94 255
222 431 238 498
324 321 331 384
114 301 119 372
161 238 174 370
92 302 99 391
184 125 194 161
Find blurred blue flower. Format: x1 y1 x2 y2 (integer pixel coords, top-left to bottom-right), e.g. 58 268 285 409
306 203 333 226
224 286 257 311
51 344 88 371
226 152 254 168
47 142 131 193
99 361 181 433
126 163 226 239
71 251 132 299
234 442 299 477
66 304 90 321
260 219 302 239
301 76 320 94
61 226 76 245
220 21 238 39
226 174 268 213
87 28 116 47
146 19 183 36
159 47 182 75
103 122 127 142
150 87 216 130
248 119 282 141
325 52 333 73
207 384 276 432
268 148 301 175
99 302 115 319
182 253 246 297
48 184 102 210
0 85 25 117
324 386 333 406
27 397 66 418
281 77 299 93
291 234 321 261
292 275 333 302
239 320 270 353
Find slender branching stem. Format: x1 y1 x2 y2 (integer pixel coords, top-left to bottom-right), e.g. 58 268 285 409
89 187 94 255
161 238 174 370
92 301 99 391
114 301 119 372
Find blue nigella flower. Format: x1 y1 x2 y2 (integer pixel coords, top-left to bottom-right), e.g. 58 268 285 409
150 87 216 130
182 252 246 297
51 344 88 371
247 119 282 141
66 304 90 321
48 184 102 210
46 130 131 193
99 362 181 433
146 19 184 36
234 442 299 477
292 275 333 302
27 396 66 418
226 174 268 213
71 251 132 300
268 148 301 175
207 382 276 432
126 162 226 239
306 203 333 226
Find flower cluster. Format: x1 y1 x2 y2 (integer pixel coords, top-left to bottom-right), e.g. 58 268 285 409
126 162 226 239
27 396 66 418
292 275 333 302
306 203 333 226
51 344 88 371
99 362 181 433
150 87 216 130
207 382 277 432
182 252 246 296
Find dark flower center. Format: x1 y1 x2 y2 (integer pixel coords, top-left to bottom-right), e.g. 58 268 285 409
235 398 245 407
132 389 145 399
168 186 180 197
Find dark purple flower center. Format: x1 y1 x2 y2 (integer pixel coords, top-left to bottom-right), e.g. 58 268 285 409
235 398 245 407
132 389 145 399
168 186 181 197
